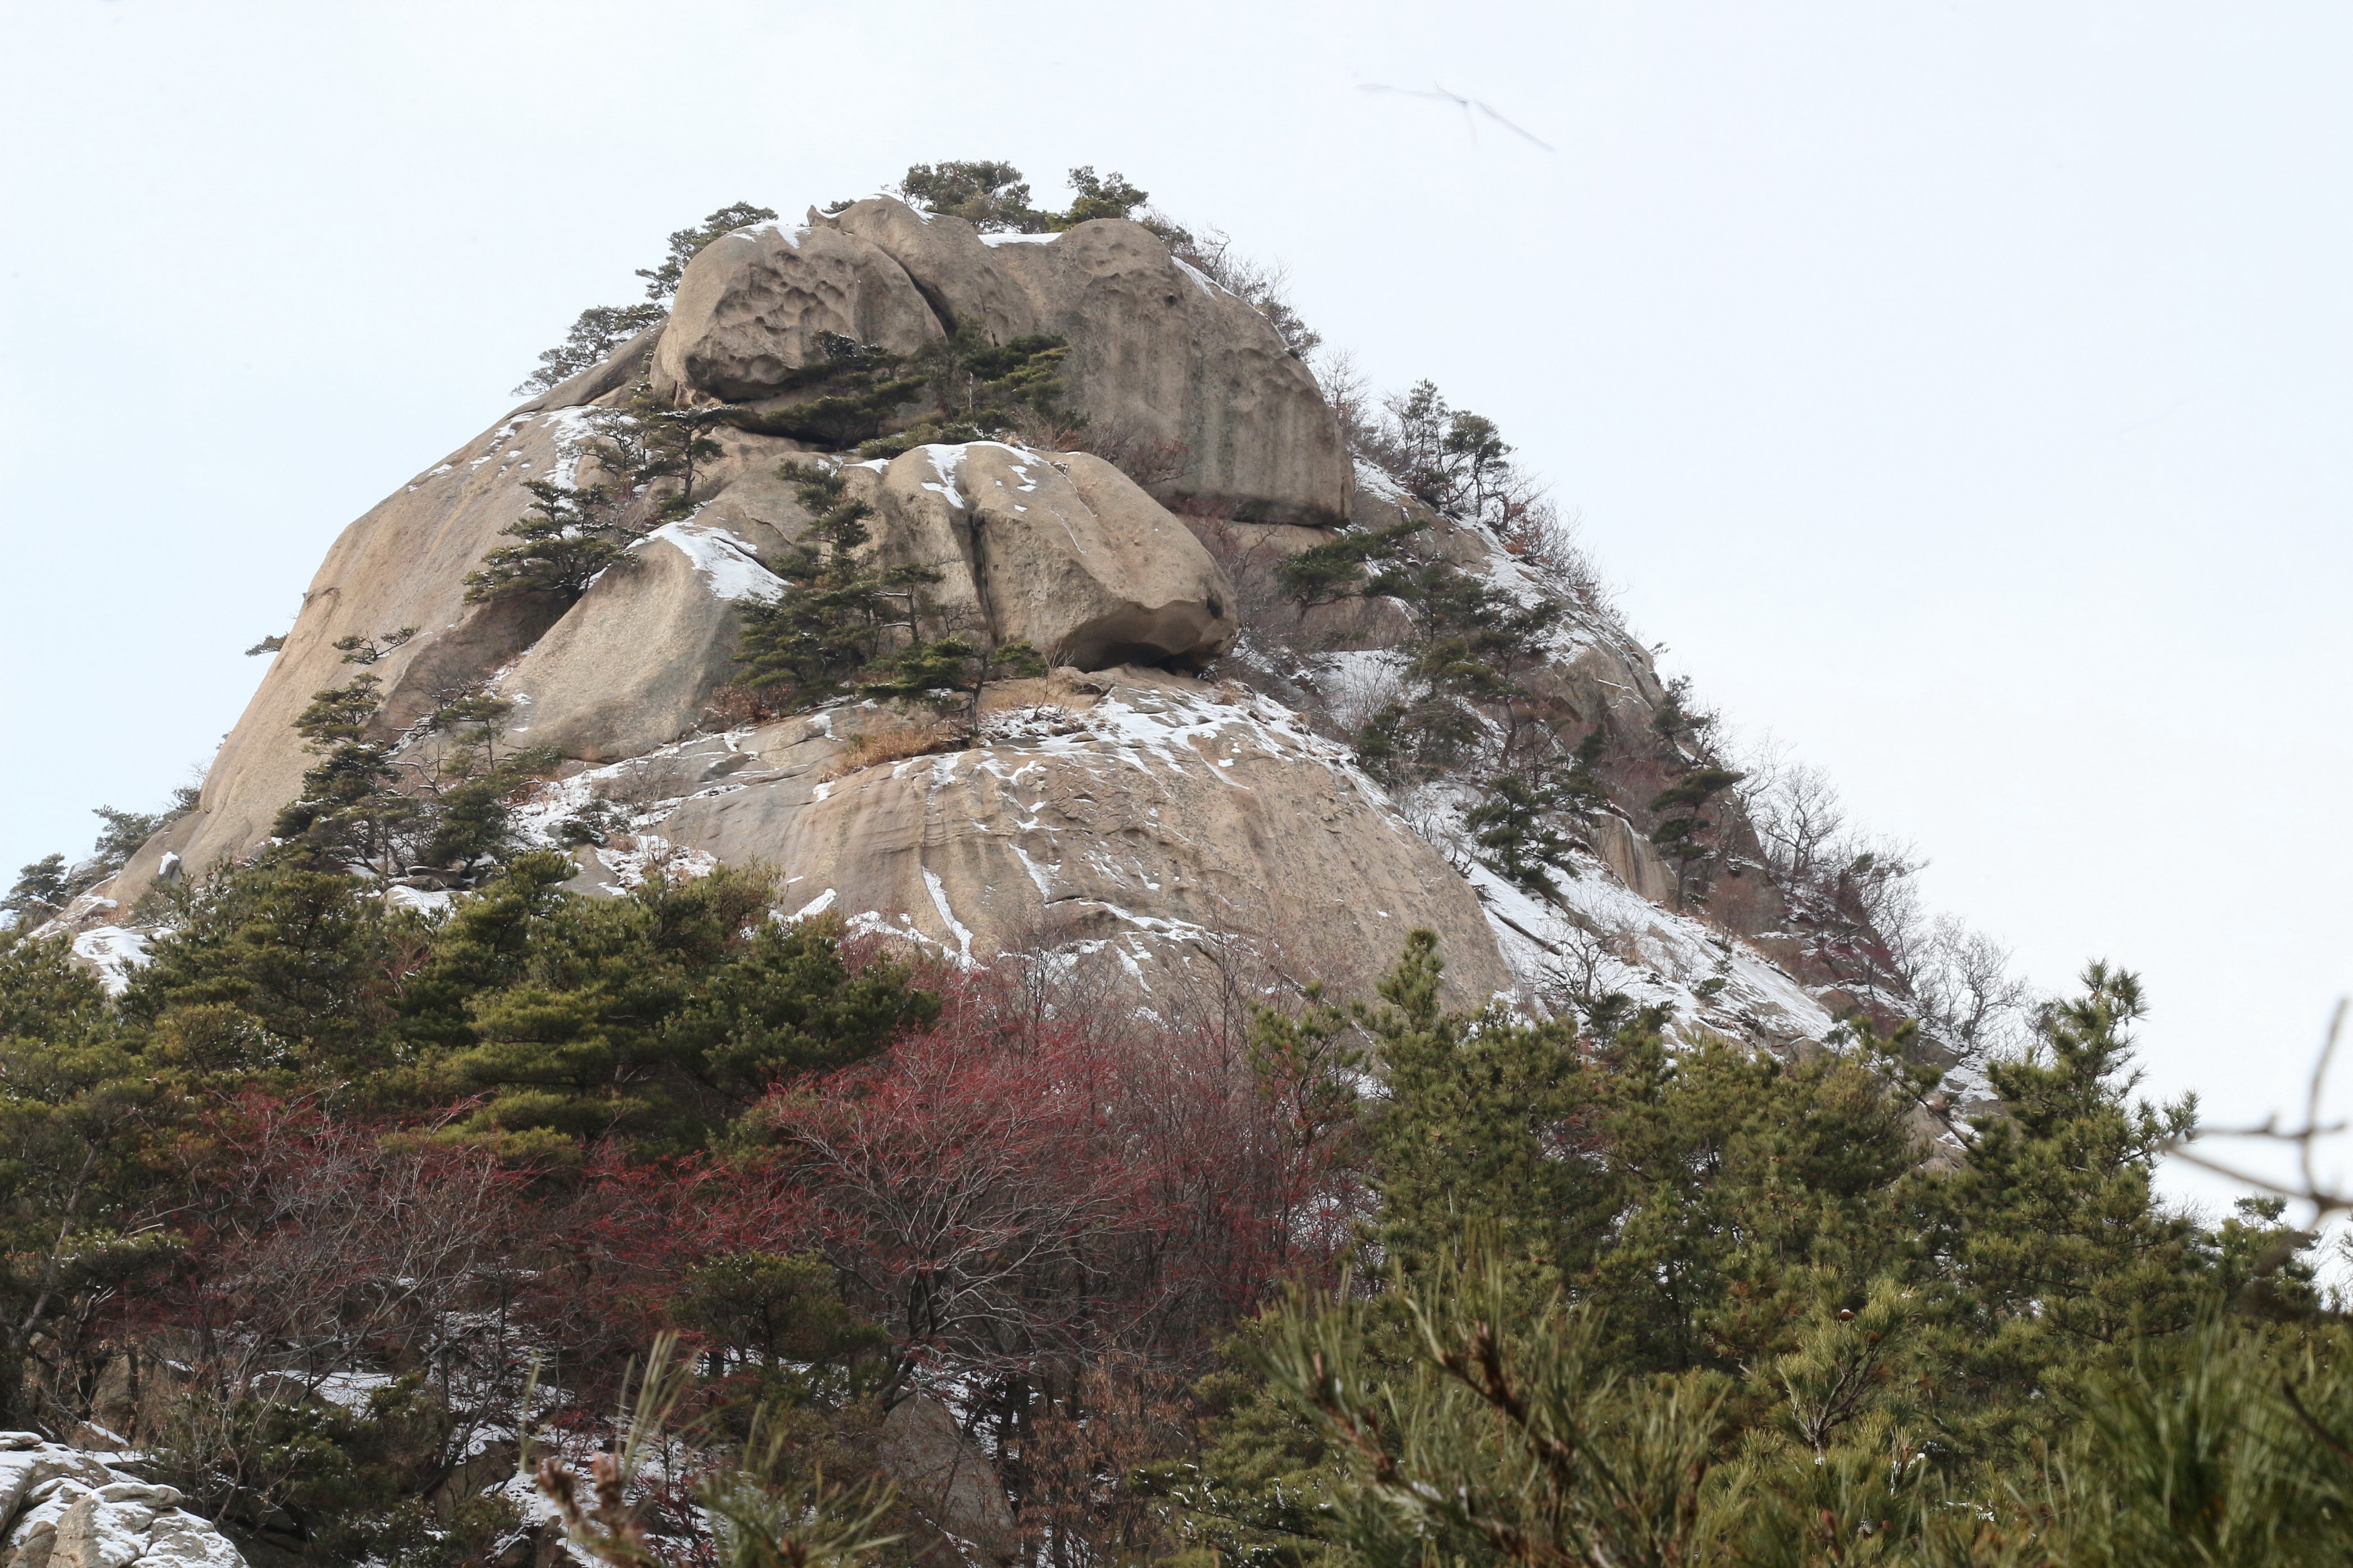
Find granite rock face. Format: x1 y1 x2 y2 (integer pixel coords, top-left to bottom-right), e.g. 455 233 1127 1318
735 199 1349 523
539 668 1516 1005
89 183 1843 1047
653 219 943 401
839 444 1239 671
0 1434 245 1568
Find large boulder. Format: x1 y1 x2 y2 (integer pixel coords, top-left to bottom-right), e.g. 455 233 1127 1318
498 519 785 763
818 201 1042 345
839 444 1238 671
0 1433 245 1566
653 219 943 402
812 200 1350 524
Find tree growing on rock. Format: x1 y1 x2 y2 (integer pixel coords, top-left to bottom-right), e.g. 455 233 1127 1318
637 201 781 300
894 160 1151 234
467 380 736 607
1648 764 1745 909
734 462 944 713
1464 771 1579 900
513 201 776 395
513 302 666 396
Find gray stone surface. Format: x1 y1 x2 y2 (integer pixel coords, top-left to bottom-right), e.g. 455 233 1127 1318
0 1434 244 1567
840 444 1237 671
653 219 942 402
499 521 783 763
817 200 1349 523
657 669 1514 1002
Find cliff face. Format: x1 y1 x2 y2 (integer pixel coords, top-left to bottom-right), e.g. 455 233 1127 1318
94 196 1842 1046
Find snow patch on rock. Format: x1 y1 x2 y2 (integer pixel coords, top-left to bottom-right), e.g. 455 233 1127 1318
0 1434 246 1566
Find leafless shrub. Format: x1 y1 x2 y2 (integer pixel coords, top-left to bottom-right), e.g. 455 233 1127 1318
1147 215 1322 358
1177 510 1305 635
1534 922 1628 1017
1905 914 2035 1059
1742 748 2031 1054
1315 652 1413 736
1001 1354 1194 1565
1308 349 1381 455
1498 498 1613 616
1027 413 1190 491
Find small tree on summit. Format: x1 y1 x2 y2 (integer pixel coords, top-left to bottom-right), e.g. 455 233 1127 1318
893 161 1150 234
635 201 781 300
894 161 1044 232
513 201 777 395
1054 166 1150 227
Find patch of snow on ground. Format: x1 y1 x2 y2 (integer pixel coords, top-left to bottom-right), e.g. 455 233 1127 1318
979 231 1058 246
589 837 718 893
1352 458 1407 506
70 927 150 996
385 885 456 916
921 869 977 966
537 406 604 489
1467 852 1836 1047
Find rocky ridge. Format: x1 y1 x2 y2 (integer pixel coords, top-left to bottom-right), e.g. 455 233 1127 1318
74 192 1935 1061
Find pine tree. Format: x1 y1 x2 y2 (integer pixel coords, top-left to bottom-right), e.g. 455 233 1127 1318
1648 765 1745 909
736 463 943 712
635 202 781 300
1053 166 1150 228
513 302 666 396
514 201 775 394
856 634 1047 716
121 858 396 1076
1463 771 1578 898
1353 931 1615 1282
894 161 1044 232
1 856 67 928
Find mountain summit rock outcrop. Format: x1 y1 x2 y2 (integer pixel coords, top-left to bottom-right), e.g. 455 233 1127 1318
87 194 1872 1048
663 202 1348 523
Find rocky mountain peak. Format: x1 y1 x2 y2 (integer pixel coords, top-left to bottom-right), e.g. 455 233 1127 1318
55 183 1978 1072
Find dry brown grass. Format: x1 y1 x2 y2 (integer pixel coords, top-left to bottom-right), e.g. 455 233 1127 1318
820 717 971 781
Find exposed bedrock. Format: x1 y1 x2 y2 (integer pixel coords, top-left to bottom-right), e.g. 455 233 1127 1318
107 431 1243 910
659 201 1348 524
0 1433 247 1566
499 521 782 765
841 444 1239 670
564 669 1514 1003
653 220 943 401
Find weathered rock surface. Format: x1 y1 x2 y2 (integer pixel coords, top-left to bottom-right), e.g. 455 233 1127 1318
531 669 1516 1002
841 444 1238 670
499 519 783 763
112 407 605 906
0 1434 244 1567
876 1398 1015 1566
653 219 943 402
85 186 1840 1046
776 199 1350 524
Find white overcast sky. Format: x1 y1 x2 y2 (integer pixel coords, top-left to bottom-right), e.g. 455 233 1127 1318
4 1 2350 1218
